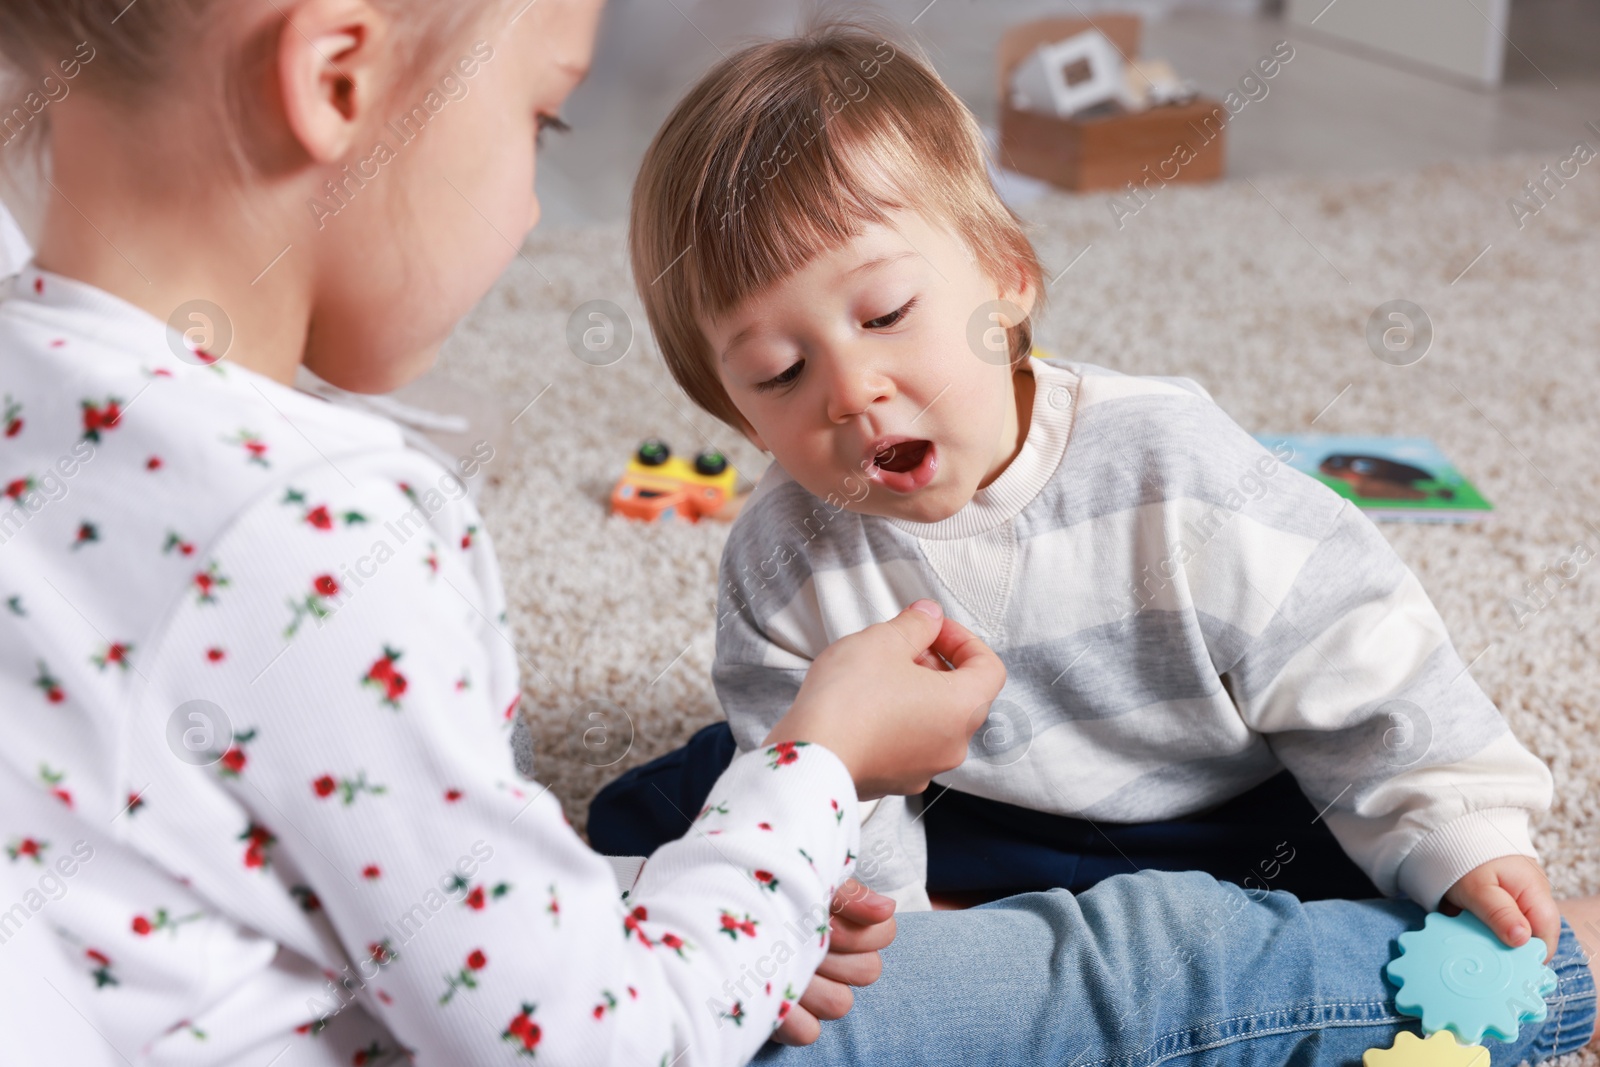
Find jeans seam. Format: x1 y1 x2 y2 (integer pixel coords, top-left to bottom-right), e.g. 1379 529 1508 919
1077 999 1403 1067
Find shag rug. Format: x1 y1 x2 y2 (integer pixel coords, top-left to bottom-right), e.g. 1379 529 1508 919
422 155 1597 1058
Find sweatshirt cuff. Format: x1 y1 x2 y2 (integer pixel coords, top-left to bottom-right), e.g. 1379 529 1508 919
1396 807 1540 910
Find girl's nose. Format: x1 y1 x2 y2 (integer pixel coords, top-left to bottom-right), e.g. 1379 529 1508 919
825 351 894 424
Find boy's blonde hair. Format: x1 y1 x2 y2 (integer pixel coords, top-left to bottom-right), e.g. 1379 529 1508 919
630 23 1044 431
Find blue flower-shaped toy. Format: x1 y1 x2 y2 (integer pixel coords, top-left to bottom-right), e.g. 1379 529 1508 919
1385 911 1558 1045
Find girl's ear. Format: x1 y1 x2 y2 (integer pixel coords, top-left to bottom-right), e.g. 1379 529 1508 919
276 0 389 164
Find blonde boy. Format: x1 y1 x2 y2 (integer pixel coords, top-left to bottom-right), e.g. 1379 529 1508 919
629 23 1560 956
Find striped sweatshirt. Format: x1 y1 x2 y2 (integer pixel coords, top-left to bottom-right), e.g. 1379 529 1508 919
714 354 1552 913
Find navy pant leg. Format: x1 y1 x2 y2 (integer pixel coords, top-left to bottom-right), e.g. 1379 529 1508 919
922 771 1382 901
590 723 1383 905
587 721 738 856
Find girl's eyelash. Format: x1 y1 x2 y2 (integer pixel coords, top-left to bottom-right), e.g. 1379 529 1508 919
755 360 804 393
864 297 918 330
536 113 571 146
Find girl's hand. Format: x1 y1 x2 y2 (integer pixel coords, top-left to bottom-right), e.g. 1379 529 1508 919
772 879 897 1046
1442 855 1563 962
764 599 1006 800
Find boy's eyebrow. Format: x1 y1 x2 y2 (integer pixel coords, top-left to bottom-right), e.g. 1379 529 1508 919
720 324 759 364
720 251 919 363
847 251 918 277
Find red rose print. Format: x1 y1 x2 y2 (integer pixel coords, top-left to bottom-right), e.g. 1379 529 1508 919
314 575 339 597
146 456 162 470
239 822 276 870
439 950 487 1003
33 661 64 704
754 869 779 892
362 647 407 710
503 1004 542 1055
758 822 773 831
192 563 232 604
6 838 45 863
92 641 134 671
351 1042 386 1065
226 430 270 467
4 476 32 501
444 788 462 802
465 887 485 910
718 910 759 940
33 277 42 294
767 740 803 769
312 772 386 804
623 905 651 947
80 398 123 443
220 748 245 774
131 908 201 937
362 864 381 880
38 765 71 808
306 505 332 530
206 647 225 663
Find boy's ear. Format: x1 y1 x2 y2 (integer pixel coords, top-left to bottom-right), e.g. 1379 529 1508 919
1001 261 1039 322
276 0 389 164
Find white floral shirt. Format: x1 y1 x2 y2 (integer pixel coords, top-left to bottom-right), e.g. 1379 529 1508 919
0 266 859 1066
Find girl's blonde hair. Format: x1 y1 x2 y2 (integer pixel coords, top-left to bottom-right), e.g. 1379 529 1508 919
0 0 498 155
630 22 1044 431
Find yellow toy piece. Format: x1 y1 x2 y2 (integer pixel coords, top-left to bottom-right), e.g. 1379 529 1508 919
610 438 741 524
1363 1031 1490 1067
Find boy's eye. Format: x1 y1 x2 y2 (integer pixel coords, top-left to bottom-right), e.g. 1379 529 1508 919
536 113 571 147
863 297 917 330
755 360 804 393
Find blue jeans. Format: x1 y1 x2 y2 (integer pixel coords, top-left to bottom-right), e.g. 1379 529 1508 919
759 871 1597 1067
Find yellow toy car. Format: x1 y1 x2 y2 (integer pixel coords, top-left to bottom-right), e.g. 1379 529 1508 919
610 439 741 523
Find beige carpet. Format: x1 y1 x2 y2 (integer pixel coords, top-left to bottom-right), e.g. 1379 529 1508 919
427 155 1597 1056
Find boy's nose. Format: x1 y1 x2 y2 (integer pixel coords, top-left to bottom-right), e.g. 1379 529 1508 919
825 357 894 424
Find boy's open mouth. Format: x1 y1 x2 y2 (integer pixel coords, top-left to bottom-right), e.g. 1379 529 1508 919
866 437 938 494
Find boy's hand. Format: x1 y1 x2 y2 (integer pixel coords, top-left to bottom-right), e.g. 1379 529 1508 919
772 879 896 1046
1442 855 1562 962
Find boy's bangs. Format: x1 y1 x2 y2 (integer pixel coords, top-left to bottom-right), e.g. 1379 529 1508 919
688 88 918 322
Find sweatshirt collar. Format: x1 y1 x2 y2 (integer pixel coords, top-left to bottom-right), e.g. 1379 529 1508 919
882 357 1078 541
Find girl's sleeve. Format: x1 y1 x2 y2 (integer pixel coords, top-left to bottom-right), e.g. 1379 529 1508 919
134 457 859 1066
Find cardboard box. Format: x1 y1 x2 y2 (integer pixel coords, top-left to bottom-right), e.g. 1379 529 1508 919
997 15 1227 192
